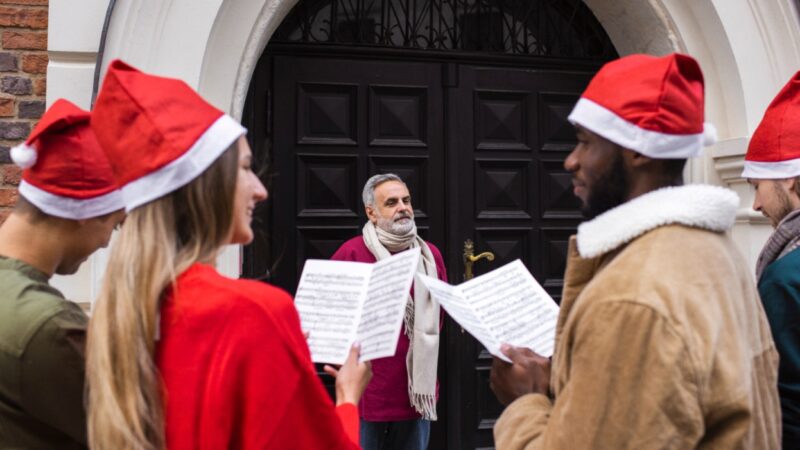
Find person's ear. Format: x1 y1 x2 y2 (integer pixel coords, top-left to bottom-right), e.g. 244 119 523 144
365 205 378 223
111 211 126 230
778 177 795 193
624 148 653 169
779 178 800 208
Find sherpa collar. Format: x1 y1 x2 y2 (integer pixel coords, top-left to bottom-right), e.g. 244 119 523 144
576 184 739 258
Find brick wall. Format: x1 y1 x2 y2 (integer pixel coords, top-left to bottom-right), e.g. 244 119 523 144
0 0 46 223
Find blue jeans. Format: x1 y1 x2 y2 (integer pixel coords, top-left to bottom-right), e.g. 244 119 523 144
360 418 430 450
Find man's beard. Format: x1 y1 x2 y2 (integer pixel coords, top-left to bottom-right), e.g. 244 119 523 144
581 151 629 220
377 212 415 235
768 184 794 228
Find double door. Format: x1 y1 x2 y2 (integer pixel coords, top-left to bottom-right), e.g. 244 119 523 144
243 51 594 449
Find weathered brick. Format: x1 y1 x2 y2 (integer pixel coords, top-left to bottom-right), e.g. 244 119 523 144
0 97 13 116
1 76 31 94
32 76 44 95
0 120 29 139
2 164 21 185
0 188 18 206
0 52 17 71
2 31 46 50
0 6 47 28
18 99 42 118
0 146 9 164
0 0 47 5
21 53 45 73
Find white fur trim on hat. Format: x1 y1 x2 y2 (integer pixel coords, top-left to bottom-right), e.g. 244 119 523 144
741 157 800 179
568 98 714 159
10 143 37 169
121 114 246 212
576 184 738 258
18 180 124 220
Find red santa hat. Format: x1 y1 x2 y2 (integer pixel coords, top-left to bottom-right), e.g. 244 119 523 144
568 53 717 159
742 71 800 179
91 59 246 212
9 99 123 219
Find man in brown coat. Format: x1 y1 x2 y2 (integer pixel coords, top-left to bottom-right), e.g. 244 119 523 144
490 53 781 449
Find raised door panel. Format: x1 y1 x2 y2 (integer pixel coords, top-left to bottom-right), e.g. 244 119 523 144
297 83 358 145
474 91 530 151
369 85 428 147
475 159 532 220
296 155 359 218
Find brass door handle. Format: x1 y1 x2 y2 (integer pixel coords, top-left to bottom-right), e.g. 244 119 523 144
463 239 495 281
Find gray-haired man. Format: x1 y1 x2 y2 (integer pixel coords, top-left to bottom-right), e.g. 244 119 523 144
331 173 447 450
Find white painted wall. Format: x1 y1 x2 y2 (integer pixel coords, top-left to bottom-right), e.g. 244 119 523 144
46 0 800 299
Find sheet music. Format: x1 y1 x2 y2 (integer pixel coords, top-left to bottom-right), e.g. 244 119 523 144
418 260 558 362
418 275 501 354
295 260 371 364
462 260 558 358
357 247 421 361
295 248 421 364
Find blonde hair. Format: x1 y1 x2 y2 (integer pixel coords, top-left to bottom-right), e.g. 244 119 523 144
86 143 239 450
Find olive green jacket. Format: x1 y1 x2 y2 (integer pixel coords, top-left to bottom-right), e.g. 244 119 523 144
495 185 781 449
0 256 87 449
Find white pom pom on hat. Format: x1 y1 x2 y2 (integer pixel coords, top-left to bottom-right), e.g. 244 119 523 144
10 142 37 169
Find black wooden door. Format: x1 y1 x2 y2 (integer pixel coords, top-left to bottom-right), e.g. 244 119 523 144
442 64 591 449
242 0 617 446
244 54 595 449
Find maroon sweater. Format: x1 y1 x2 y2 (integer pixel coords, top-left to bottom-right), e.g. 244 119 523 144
331 236 448 422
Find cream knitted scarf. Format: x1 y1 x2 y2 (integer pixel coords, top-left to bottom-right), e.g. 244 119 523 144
362 221 440 420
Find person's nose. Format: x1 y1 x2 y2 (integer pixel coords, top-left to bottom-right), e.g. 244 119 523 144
564 147 579 173
752 194 762 212
253 175 268 202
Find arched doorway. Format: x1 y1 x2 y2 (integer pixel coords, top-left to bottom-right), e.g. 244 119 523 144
241 1 616 447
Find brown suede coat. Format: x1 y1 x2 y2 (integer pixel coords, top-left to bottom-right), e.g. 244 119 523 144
494 185 781 449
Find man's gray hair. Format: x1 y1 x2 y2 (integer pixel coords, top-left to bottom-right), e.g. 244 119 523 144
363 173 404 207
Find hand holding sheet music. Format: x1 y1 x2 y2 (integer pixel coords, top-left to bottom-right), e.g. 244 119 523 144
417 260 558 362
294 247 420 364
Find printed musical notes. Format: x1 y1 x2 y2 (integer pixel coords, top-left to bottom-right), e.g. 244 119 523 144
417 260 558 362
295 248 421 364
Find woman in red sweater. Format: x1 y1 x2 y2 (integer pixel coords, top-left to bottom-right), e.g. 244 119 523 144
85 59 371 450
